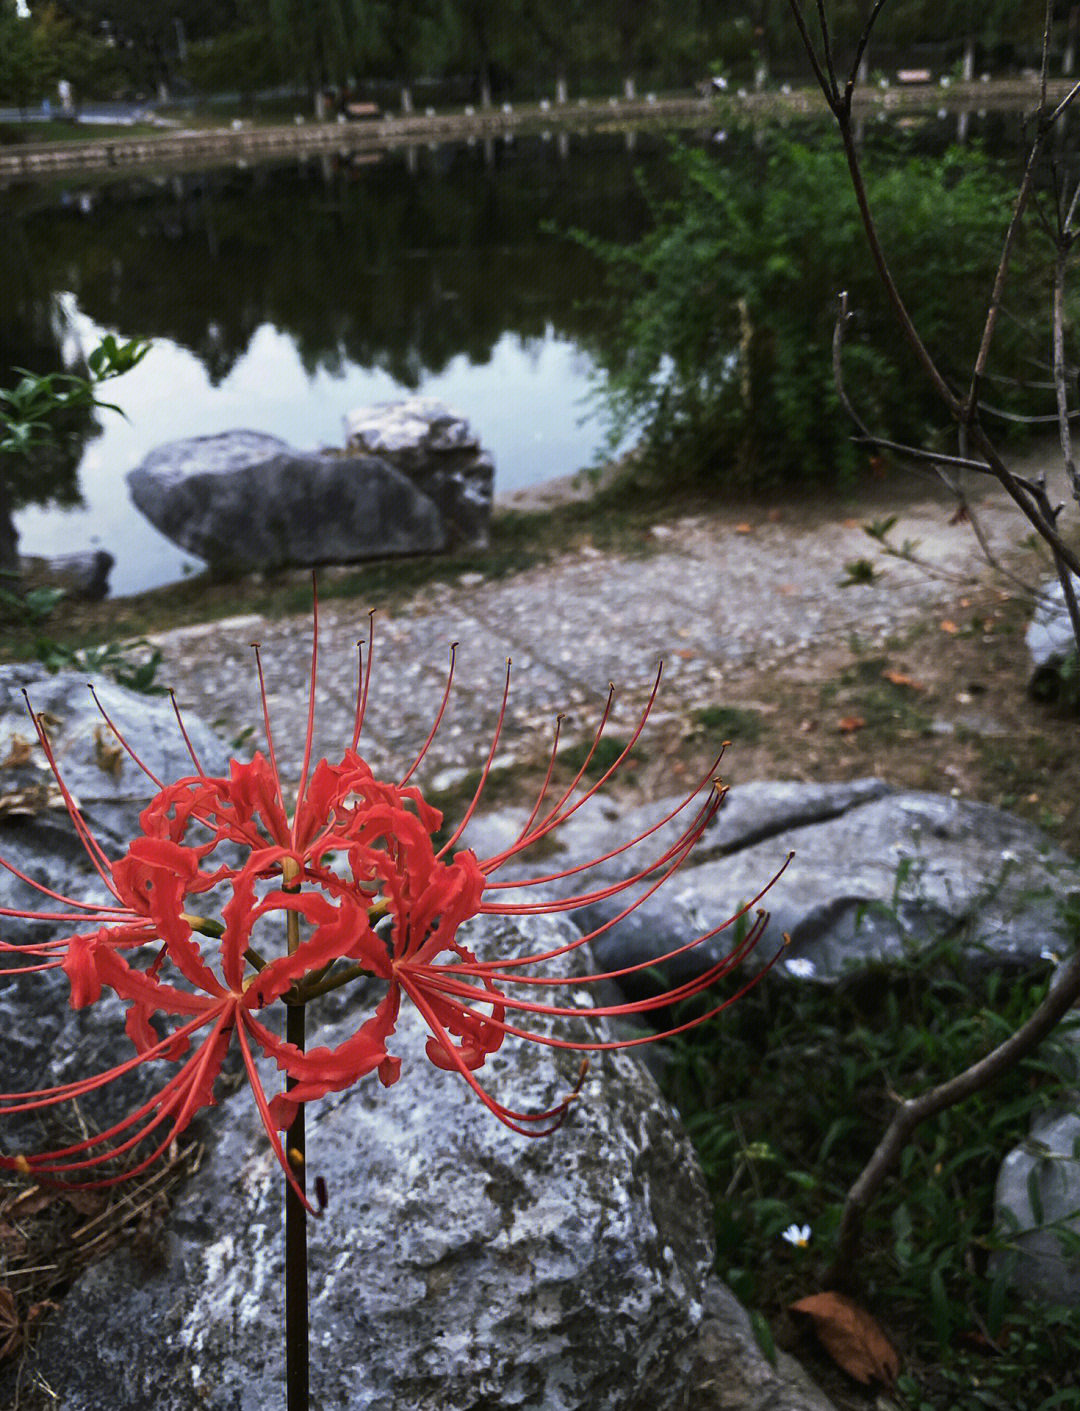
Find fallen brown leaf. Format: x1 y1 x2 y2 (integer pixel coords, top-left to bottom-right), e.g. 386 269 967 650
790 1291 900 1386
94 724 125 779
0 734 35 768
881 669 925 691
7 1185 56 1218
60 1189 109 1218
836 716 865 734
940 620 960 635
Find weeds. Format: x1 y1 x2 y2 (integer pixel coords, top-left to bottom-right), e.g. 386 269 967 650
661 935 1080 1410
692 704 765 743
33 639 165 695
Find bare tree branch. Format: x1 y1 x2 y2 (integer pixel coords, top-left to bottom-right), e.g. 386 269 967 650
787 0 1080 1289
826 948 1080 1286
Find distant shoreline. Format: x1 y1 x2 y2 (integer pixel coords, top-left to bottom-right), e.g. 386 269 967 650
1 76 1071 182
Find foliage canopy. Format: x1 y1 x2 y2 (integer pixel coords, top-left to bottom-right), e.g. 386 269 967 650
581 133 1046 492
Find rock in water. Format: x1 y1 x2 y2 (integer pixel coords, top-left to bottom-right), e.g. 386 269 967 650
343 399 494 548
19 549 115 601
126 430 448 571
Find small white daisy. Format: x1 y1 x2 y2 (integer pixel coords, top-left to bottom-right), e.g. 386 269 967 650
781 1223 812 1248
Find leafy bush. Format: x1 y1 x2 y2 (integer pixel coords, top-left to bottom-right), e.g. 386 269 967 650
582 132 1039 493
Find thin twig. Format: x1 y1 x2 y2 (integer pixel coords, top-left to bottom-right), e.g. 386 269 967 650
826 948 1080 1284
832 299 1020 582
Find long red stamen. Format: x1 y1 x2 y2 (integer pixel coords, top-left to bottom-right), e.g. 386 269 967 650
292 578 320 847
251 642 288 827
398 974 582 1135
436 657 512 859
236 1014 314 1213
87 685 165 791
351 610 377 750
486 665 665 866
482 768 723 889
169 689 208 778
21 694 121 901
398 643 458 787
0 847 134 912
410 921 780 1057
505 711 565 851
503 685 617 856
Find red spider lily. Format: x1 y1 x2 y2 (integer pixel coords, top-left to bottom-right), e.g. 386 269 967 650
0 597 786 1211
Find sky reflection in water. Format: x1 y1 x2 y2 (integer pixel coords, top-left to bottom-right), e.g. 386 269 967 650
15 311 608 597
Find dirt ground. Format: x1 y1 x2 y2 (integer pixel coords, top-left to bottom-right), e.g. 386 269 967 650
11 442 1080 858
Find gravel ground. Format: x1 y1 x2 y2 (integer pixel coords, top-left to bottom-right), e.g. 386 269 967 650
146 472 1038 795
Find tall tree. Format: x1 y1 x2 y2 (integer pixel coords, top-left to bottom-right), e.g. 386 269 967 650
0 0 38 108
352 0 437 112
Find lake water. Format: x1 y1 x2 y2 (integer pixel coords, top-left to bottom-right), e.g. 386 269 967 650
3 131 676 596
0 108 1017 597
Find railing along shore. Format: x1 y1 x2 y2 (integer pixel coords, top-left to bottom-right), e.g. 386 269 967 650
0 78 1072 182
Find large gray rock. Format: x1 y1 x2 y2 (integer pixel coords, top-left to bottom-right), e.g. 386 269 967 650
463 782 1080 986
344 398 493 548
10 913 720 1411
0 667 229 1125
689 1281 837 1411
1027 575 1080 696
126 430 448 572
994 1108 1080 1303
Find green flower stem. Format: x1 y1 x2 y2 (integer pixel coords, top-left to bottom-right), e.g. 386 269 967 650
296 960 367 1004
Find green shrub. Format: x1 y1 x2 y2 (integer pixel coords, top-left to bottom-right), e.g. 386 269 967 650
582 133 1039 493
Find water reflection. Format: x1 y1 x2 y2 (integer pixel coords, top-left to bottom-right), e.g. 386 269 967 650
5 132 663 594
1 111 1032 596
14 317 609 596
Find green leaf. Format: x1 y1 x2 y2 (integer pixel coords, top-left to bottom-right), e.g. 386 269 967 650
749 1309 777 1367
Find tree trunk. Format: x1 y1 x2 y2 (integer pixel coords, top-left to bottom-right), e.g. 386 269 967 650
0 482 20 584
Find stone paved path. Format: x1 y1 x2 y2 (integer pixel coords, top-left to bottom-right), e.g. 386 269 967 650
147 485 1025 792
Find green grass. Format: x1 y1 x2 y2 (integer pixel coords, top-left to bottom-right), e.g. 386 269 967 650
692 704 765 744
0 119 161 145
660 932 1080 1410
820 655 934 740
